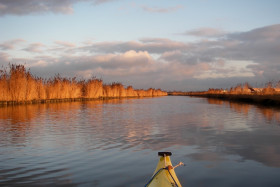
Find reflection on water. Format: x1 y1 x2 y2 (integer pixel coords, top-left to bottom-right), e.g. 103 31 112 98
0 97 280 186
207 98 280 124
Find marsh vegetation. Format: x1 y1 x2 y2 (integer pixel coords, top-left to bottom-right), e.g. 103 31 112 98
0 64 167 104
169 82 280 106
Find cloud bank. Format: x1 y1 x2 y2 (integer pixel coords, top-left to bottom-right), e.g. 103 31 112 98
0 39 25 50
185 28 227 38
0 0 117 16
1 24 280 91
0 0 184 16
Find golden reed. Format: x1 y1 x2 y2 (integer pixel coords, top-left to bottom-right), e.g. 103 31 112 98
0 64 167 103
169 82 280 96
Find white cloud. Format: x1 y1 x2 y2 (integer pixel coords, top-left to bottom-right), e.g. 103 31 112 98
228 24 280 42
82 38 189 54
0 39 25 50
0 0 118 16
23 43 46 53
194 60 256 79
54 41 76 48
2 24 280 91
185 27 227 38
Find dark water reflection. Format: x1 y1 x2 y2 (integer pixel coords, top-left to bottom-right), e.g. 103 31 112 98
1 96 280 186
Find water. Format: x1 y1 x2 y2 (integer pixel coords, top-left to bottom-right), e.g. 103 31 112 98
1 96 280 187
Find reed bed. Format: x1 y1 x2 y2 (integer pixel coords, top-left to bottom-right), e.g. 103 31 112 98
169 82 280 96
0 64 167 104
204 82 280 95
168 82 280 106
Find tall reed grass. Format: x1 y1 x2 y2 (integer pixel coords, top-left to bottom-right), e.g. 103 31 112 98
218 82 278 95
176 81 280 96
0 64 167 103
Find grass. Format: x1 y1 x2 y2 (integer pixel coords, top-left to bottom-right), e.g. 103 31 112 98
0 64 167 104
168 82 280 106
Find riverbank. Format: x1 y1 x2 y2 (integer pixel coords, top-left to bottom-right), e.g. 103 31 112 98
168 91 280 107
0 64 167 105
0 95 167 106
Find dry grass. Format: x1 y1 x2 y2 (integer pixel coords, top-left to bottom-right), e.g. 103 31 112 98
82 78 103 98
168 81 280 106
0 64 167 103
181 82 280 96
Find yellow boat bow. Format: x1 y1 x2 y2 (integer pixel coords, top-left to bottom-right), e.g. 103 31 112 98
145 152 183 187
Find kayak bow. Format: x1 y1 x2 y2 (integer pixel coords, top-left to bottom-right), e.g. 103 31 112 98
145 152 183 187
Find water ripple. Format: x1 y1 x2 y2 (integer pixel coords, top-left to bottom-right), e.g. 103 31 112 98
1 97 280 186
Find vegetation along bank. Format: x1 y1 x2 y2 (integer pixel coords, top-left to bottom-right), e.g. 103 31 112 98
169 83 280 107
0 64 167 105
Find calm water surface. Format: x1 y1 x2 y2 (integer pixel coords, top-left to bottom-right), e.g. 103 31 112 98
1 96 280 186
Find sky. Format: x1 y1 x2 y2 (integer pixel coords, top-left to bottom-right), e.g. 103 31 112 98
0 0 280 91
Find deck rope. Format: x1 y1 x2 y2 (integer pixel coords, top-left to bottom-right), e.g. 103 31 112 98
144 167 165 187
144 166 180 187
144 153 184 187
167 169 179 187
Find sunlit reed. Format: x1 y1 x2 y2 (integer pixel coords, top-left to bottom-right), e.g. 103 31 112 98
0 64 167 103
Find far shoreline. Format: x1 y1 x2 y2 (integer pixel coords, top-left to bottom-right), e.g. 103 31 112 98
168 92 280 107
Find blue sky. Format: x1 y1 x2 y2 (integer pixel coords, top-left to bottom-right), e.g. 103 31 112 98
0 0 280 91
